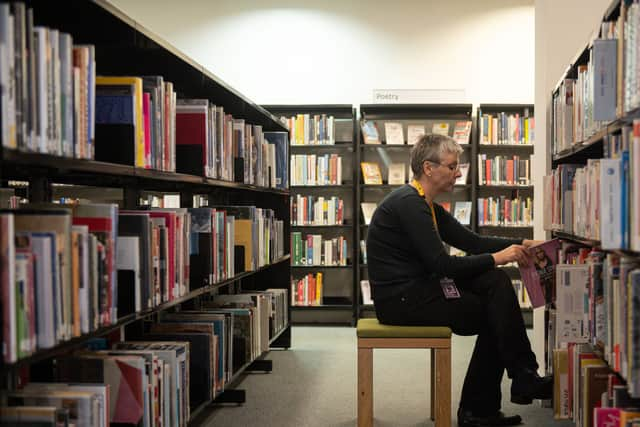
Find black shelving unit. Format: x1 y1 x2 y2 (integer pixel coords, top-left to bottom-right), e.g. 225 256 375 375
0 0 291 418
262 105 358 325
476 104 535 324
356 104 474 319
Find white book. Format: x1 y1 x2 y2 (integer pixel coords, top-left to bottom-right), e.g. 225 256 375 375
455 163 470 185
453 201 472 225
72 225 90 335
432 122 449 136
407 124 425 145
30 233 56 349
388 163 406 185
116 236 141 312
600 158 622 249
384 122 404 145
361 202 377 225
360 280 373 305
554 264 590 344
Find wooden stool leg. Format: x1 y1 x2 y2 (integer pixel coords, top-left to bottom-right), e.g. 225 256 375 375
358 346 373 427
430 348 435 421
434 347 451 427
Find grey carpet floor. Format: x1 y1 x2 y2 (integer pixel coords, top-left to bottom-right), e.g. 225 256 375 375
195 326 573 426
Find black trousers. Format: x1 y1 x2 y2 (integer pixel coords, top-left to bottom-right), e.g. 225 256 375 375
373 268 538 415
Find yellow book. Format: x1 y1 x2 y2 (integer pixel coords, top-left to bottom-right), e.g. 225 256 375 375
553 349 569 419
361 162 382 185
315 272 322 305
524 118 529 144
95 76 145 168
619 410 640 427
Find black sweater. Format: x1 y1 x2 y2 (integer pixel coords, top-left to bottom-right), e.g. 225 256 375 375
366 185 522 300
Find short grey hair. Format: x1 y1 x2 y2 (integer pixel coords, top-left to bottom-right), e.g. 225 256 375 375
410 134 463 178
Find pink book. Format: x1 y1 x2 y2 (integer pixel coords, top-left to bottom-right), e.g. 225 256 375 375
518 238 561 308
143 93 151 169
593 407 620 427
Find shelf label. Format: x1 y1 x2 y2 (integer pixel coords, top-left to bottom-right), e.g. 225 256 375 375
372 89 466 104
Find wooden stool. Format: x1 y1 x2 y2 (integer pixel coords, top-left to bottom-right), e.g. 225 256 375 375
356 318 452 427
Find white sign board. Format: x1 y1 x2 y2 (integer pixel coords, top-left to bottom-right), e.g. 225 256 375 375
372 89 466 104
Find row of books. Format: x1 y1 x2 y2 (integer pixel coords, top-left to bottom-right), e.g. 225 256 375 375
360 200 472 226
1 291 288 427
360 161 470 186
280 114 336 145
0 204 285 363
477 196 533 227
290 154 343 186
551 15 633 154
291 272 323 306
291 195 344 226
0 4 95 158
0 4 290 189
478 112 534 145
291 233 348 266
542 120 640 251
477 154 531 186
360 120 472 145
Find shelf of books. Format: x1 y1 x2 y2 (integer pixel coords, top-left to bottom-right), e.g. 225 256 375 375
356 104 474 318
0 1 292 424
539 0 640 423
475 104 535 325
262 105 358 325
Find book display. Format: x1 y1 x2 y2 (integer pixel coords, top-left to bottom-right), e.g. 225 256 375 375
476 104 535 323
356 104 474 318
542 0 640 422
0 0 291 422
262 105 358 325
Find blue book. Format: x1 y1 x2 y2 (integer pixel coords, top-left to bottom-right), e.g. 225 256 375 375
263 131 289 189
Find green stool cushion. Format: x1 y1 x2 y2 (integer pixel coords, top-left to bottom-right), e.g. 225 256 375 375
356 318 452 339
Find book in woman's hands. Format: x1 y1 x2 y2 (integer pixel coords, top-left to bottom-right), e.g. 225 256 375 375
518 238 561 308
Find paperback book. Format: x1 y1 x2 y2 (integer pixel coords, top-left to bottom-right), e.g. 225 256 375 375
518 238 561 308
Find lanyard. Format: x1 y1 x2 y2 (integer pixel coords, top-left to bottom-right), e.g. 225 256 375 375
411 179 438 232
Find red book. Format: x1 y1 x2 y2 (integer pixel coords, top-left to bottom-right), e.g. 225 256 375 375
175 101 208 176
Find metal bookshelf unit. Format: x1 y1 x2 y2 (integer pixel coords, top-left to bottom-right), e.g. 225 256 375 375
0 0 291 419
262 105 358 325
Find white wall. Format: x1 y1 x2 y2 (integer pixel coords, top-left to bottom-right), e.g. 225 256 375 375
109 0 534 106
532 0 610 373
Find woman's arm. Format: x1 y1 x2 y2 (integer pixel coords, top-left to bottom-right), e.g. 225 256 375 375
436 204 522 254
396 194 495 279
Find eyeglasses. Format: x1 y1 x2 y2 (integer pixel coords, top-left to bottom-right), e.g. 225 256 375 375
426 159 460 172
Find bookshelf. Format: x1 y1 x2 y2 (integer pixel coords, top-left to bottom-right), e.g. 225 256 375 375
0 0 291 422
262 105 358 325
356 103 474 319
476 103 535 324
543 0 640 422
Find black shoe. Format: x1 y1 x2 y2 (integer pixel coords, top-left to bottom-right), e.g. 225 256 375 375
510 368 553 404
457 408 522 427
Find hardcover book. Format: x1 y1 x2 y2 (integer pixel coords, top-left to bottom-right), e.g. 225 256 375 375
518 238 561 308
432 122 450 136
453 120 472 145
387 163 406 185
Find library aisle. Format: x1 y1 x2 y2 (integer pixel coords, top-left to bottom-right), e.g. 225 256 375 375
195 327 572 427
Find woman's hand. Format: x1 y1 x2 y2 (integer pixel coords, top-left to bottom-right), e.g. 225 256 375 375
522 239 544 248
492 244 531 267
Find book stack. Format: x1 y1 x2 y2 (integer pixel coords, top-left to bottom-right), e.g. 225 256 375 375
291 272 323 306
291 154 343 186
281 113 335 145
477 196 533 227
291 195 344 226
477 154 530 186
0 4 95 158
479 112 534 145
291 232 348 266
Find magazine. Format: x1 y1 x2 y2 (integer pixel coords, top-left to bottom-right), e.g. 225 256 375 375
518 238 561 308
